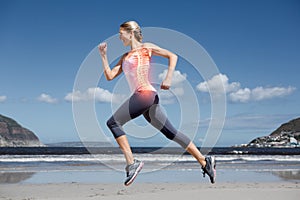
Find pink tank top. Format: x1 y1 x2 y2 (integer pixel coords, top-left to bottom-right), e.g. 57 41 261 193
122 47 156 92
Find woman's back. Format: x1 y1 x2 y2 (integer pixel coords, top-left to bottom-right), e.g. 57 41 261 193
122 47 156 92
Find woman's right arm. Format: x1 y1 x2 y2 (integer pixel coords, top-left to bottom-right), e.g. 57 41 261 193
98 43 123 81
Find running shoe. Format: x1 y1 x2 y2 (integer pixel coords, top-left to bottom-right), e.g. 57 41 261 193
124 159 144 186
202 156 216 184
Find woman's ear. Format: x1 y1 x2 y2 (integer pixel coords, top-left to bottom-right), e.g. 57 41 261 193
130 31 134 39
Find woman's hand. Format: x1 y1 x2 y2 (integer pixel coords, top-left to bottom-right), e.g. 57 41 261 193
98 42 107 57
161 79 172 90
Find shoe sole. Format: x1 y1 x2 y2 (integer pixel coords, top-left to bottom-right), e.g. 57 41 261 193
124 162 144 186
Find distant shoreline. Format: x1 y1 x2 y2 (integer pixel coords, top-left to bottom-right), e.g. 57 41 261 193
0 146 299 155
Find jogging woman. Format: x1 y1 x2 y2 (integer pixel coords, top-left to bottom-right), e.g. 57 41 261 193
98 21 216 186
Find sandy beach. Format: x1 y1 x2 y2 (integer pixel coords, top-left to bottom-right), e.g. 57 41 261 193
0 182 299 200
1 152 299 199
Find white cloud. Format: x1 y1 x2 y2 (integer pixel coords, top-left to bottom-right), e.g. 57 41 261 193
158 70 186 104
230 86 296 103
158 70 187 85
197 73 296 103
251 86 296 101
196 73 240 94
64 87 124 104
229 88 251 103
158 87 185 104
0 95 7 103
37 93 58 104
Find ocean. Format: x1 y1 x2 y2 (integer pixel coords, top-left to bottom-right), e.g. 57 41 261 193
0 147 300 184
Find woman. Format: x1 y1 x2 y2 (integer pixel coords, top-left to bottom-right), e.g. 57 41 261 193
98 21 216 186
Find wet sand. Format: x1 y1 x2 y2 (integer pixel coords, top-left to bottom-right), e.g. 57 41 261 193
0 182 299 200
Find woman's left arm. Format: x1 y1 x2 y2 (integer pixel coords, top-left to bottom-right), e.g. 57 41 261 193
145 43 178 90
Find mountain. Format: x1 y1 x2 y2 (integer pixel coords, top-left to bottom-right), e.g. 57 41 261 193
247 117 300 148
0 114 43 147
270 118 300 137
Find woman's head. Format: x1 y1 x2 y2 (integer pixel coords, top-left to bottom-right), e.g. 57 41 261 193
119 21 143 46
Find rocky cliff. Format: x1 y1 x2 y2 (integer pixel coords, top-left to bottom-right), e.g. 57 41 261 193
247 117 300 147
0 114 43 147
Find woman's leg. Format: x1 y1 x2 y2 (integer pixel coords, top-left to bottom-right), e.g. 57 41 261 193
116 135 134 165
144 103 217 183
106 91 157 186
185 142 206 167
143 100 216 184
107 91 157 165
143 99 206 167
106 97 134 165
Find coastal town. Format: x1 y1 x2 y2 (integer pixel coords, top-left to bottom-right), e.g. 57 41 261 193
247 131 300 148
243 117 300 148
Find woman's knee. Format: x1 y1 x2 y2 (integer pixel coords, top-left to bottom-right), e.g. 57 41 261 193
106 117 115 129
106 117 125 138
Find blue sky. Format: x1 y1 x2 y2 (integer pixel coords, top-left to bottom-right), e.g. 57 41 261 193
0 0 299 147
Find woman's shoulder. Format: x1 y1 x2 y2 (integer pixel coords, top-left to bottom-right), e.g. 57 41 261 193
143 42 160 49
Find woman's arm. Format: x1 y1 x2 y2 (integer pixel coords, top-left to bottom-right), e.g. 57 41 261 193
98 43 123 81
144 43 178 90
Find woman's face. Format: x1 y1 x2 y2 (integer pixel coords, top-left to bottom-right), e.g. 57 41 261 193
119 28 132 46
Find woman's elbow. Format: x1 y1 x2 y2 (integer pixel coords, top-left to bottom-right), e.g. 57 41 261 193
170 53 178 64
105 74 113 81
170 53 178 61
107 77 114 81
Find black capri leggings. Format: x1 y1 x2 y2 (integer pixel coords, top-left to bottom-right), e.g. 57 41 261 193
106 90 191 149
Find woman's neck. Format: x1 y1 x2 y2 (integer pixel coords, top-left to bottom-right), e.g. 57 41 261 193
130 40 143 50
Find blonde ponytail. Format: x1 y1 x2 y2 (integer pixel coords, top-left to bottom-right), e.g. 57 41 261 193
120 21 143 42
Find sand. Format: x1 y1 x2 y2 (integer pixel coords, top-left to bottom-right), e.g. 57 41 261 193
0 182 299 200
